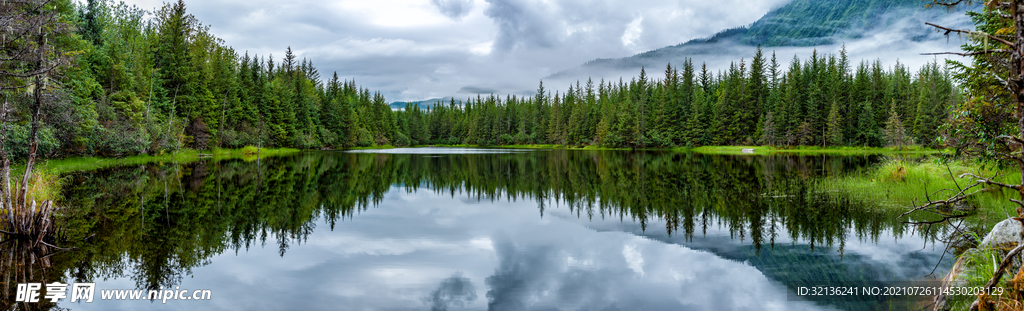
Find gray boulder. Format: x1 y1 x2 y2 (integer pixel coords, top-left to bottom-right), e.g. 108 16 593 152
980 218 1023 249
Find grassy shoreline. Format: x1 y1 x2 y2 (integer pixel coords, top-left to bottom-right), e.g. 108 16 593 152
27 146 301 175
685 145 942 155
841 157 1024 310
29 144 945 175
829 157 1016 210
346 144 943 154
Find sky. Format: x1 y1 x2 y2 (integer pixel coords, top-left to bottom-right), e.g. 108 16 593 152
73 182 942 310
110 0 966 102
108 0 798 101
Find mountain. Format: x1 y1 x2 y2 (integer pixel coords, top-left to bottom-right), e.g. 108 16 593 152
389 97 464 110
550 0 976 80
742 0 928 46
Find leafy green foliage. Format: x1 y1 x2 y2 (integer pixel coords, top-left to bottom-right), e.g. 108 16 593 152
8 0 961 160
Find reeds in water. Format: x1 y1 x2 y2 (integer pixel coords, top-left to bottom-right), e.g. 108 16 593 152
0 171 63 246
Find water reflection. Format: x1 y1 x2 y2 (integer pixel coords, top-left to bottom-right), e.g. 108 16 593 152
0 240 68 311
39 150 949 310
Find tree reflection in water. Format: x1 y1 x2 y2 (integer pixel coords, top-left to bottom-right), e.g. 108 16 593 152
43 150 949 297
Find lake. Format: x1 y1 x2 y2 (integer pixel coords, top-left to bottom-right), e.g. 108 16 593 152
4 148 952 310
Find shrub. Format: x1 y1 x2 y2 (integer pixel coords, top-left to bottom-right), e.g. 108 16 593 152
293 133 321 149
319 126 339 147
241 145 260 155
356 128 373 147
499 134 513 145
514 132 529 145
394 132 411 146
6 124 60 159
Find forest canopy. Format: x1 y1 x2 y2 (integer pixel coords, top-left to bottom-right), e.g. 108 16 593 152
1 0 961 160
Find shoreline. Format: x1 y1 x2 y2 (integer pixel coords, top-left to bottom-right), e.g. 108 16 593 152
25 147 302 175
28 144 943 175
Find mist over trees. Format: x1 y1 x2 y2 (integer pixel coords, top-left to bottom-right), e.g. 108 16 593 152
5 0 960 160
391 46 957 149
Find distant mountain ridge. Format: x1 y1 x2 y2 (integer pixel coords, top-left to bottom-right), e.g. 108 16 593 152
390 97 464 110
742 0 925 46
550 0 975 79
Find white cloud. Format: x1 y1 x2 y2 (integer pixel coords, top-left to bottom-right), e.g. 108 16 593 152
621 16 644 51
108 0 960 102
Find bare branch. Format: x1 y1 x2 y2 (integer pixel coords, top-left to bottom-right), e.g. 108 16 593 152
959 173 1022 190
899 181 986 219
928 0 968 7
926 22 1016 47
923 50 1013 56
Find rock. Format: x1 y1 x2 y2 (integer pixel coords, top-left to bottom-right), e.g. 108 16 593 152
935 219 1024 311
980 218 1024 249
935 248 983 311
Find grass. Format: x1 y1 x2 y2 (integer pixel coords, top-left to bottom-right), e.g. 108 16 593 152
490 144 630 150
0 168 64 241
939 241 1024 311
942 246 1001 310
331 144 945 154
26 146 301 175
827 156 1024 310
685 145 942 155
349 145 397 150
19 168 64 203
348 144 626 150
829 156 1018 213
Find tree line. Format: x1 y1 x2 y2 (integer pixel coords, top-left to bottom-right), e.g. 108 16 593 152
5 0 961 161
406 51 956 149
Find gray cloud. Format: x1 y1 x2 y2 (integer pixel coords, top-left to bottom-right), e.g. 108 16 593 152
484 0 558 53
458 86 500 94
432 0 475 21
67 187 941 310
118 0 964 103
423 272 478 311
484 239 560 310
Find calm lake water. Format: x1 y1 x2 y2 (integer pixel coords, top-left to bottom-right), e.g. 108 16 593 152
5 148 952 310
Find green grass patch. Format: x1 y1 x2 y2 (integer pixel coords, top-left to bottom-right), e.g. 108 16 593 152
829 156 1019 222
16 166 64 203
941 246 1005 310
342 144 937 153
349 145 397 150
686 145 943 155
31 146 300 174
405 144 633 150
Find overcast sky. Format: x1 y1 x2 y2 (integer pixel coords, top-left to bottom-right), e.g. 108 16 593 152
109 0 969 102
109 0 800 101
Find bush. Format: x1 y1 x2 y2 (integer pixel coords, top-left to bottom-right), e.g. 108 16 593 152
374 132 390 146
219 129 246 149
6 124 60 159
514 132 530 144
88 123 148 156
394 132 411 146
241 145 260 155
146 118 186 154
293 133 321 149
645 130 673 148
356 128 373 147
499 133 513 145
319 126 339 147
